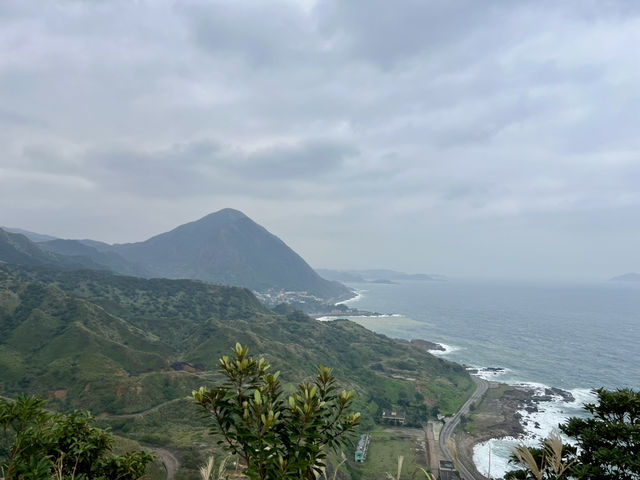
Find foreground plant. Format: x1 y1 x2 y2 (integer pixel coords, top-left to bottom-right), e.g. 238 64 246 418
508 430 575 480
199 454 231 480
193 343 360 480
561 388 640 480
506 388 640 480
0 396 152 480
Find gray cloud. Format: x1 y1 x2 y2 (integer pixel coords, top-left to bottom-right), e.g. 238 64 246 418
1 0 639 278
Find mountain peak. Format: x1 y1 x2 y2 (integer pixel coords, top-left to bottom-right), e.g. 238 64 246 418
202 208 248 221
110 210 351 301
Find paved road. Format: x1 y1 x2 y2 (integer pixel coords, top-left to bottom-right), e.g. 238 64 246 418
153 449 179 480
439 376 489 480
105 400 184 480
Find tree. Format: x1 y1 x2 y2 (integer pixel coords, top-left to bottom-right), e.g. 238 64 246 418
505 388 640 480
192 343 360 480
561 388 640 480
0 395 152 480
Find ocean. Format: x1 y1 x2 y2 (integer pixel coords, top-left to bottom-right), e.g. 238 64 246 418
325 279 640 478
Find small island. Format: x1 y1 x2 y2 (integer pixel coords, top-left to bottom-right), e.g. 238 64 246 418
610 272 640 282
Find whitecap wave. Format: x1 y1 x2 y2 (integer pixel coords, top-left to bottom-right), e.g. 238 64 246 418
340 290 366 305
468 366 511 380
315 313 403 322
473 436 529 479
428 343 462 356
473 385 596 478
516 386 596 443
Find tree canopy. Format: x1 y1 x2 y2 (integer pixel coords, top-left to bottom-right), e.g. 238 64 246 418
561 388 640 480
506 388 640 480
0 396 152 480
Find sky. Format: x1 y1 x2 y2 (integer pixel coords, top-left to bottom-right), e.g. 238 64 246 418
1 0 639 280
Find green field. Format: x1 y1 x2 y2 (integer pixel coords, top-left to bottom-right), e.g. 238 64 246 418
343 426 430 480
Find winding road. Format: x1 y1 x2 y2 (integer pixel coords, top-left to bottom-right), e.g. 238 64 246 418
153 449 179 480
439 376 489 480
104 400 185 480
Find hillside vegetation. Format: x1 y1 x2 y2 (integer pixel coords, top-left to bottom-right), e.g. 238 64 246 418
0 263 474 476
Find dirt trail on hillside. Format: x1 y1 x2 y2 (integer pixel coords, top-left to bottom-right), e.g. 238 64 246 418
104 397 186 419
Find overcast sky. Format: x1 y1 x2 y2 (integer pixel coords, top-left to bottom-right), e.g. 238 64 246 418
1 0 639 280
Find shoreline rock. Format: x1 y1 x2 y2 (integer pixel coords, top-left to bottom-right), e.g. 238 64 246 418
454 381 576 479
453 382 531 479
409 338 446 352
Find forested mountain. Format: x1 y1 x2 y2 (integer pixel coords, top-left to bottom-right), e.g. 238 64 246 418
0 262 473 417
39 238 148 277
6 209 351 301
107 208 351 301
0 228 105 271
0 226 58 243
317 268 446 283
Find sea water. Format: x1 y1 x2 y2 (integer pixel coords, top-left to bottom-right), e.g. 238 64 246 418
328 279 640 478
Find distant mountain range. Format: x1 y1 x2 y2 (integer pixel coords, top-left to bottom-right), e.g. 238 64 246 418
2 209 351 301
1 226 59 243
317 268 446 284
610 272 640 282
0 228 107 271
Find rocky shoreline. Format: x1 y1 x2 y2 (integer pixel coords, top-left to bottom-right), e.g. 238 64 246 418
454 381 528 478
454 380 577 479
408 338 446 352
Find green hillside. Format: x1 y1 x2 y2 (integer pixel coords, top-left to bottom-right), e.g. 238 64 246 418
39 238 149 277
0 228 108 272
0 263 474 477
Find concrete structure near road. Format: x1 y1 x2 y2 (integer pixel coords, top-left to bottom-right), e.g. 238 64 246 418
354 433 371 462
439 460 461 480
381 410 406 425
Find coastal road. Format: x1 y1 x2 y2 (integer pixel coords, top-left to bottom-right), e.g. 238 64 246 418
439 376 489 480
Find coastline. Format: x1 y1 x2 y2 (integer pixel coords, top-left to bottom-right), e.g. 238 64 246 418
327 282 612 479
453 381 530 479
456 380 592 479
318 310 588 477
315 311 589 478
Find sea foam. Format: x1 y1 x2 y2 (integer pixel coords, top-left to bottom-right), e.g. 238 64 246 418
340 289 366 305
472 384 596 478
428 343 462 356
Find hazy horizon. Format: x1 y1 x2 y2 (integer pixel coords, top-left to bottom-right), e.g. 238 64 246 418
3 213 637 283
2 1 639 280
